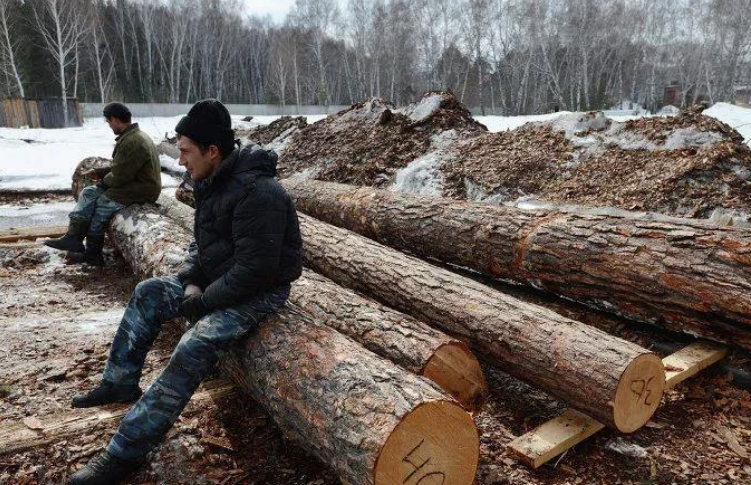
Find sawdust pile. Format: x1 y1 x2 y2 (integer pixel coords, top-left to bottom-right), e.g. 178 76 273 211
270 93 751 221
277 92 486 186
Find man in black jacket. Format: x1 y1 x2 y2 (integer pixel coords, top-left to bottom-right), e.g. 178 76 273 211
69 100 303 485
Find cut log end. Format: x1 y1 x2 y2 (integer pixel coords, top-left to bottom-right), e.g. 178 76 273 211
374 399 479 485
613 353 666 433
423 342 487 412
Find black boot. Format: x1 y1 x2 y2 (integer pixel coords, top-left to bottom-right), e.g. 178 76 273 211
44 220 87 253
71 380 142 408
83 235 105 266
69 450 144 485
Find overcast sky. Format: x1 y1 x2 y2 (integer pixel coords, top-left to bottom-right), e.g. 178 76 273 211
241 0 296 22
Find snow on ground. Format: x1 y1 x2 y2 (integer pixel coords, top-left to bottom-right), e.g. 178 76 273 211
0 202 75 230
475 112 572 132
704 102 751 144
0 114 329 192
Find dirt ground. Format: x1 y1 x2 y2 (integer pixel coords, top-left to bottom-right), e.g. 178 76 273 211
1 195 750 485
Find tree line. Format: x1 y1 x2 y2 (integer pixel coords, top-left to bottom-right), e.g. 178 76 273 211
1 0 751 116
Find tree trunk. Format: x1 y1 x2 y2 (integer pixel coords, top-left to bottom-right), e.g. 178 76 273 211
282 179 751 351
106 202 479 485
154 192 487 411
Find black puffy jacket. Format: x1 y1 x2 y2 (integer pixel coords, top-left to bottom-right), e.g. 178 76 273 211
176 145 303 310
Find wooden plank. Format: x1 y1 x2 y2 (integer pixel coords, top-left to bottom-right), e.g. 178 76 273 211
507 341 728 468
0 380 236 456
507 409 605 468
0 225 68 243
664 342 729 389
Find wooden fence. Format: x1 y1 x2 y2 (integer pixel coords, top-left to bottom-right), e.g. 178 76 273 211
0 98 82 128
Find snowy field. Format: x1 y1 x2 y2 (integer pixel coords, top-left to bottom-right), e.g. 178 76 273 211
0 104 750 192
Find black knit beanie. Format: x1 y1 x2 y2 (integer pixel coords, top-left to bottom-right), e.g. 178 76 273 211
175 99 235 156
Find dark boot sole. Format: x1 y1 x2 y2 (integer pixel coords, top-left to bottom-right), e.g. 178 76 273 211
71 390 142 409
44 239 85 253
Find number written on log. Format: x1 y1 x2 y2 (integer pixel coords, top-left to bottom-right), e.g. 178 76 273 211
630 377 656 406
402 439 446 485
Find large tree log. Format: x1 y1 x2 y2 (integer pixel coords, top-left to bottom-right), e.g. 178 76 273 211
282 179 751 350
155 192 487 410
108 203 480 485
172 183 665 432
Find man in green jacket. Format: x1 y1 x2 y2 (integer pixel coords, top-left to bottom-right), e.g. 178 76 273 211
46 103 162 265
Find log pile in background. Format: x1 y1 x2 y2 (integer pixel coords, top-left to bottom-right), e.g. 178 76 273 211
282 179 751 351
106 201 480 485
155 192 487 410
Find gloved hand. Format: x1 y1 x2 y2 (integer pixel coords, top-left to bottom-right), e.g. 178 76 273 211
178 294 210 324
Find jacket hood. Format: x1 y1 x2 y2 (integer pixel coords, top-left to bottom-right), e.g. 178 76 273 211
212 145 278 183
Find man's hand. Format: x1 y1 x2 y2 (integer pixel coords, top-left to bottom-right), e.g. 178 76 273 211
184 284 203 297
178 294 209 324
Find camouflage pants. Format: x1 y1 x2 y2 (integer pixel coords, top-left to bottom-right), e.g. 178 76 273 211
69 185 125 237
103 275 290 461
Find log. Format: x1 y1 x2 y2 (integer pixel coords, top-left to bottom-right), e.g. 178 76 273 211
281 179 751 350
155 192 487 410
108 202 480 485
157 140 180 159
289 212 664 433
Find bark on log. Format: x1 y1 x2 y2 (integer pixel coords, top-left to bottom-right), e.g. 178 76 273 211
108 203 480 485
282 179 751 350
155 192 487 410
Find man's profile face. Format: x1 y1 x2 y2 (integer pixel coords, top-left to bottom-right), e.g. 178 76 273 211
177 136 219 181
105 116 126 135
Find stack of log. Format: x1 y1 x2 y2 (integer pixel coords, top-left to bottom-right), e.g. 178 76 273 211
164 178 665 433
76 153 751 482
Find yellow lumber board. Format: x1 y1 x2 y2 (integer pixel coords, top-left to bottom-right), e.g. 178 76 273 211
0 225 68 243
0 380 235 456
507 341 728 468
663 341 728 389
507 409 605 468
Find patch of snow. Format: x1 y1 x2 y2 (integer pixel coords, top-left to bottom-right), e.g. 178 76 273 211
264 125 302 155
663 128 724 150
288 166 321 181
475 112 572 132
605 438 648 459
0 202 75 230
75 308 124 333
398 94 445 122
390 130 461 196
658 105 680 115
708 208 751 227
549 112 611 138
391 154 445 196
731 164 751 180
159 154 185 174
464 179 508 204
704 102 751 146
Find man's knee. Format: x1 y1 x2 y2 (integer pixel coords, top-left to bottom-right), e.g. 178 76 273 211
81 185 100 198
173 330 218 374
132 277 177 305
